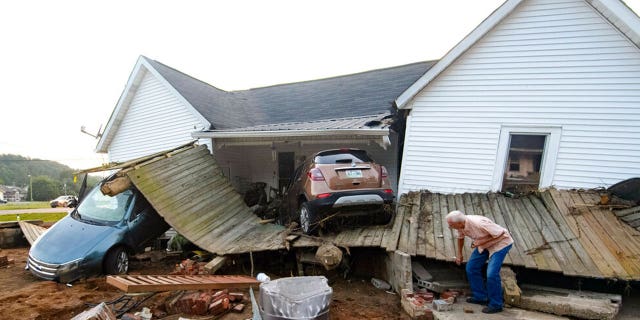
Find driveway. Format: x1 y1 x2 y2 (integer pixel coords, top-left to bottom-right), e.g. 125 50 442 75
0 208 72 215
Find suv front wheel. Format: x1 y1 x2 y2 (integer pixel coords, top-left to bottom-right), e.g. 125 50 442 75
299 202 316 234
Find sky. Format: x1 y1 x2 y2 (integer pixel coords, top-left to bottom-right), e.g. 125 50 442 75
1 0 639 170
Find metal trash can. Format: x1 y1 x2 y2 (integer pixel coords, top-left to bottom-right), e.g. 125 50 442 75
259 276 332 320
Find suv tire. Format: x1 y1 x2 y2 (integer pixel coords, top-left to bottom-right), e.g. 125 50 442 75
299 202 316 234
104 247 129 275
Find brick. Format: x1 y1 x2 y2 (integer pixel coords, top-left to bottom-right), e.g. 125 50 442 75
232 303 245 313
229 292 245 302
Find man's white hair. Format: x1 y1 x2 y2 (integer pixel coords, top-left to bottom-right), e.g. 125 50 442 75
446 210 466 223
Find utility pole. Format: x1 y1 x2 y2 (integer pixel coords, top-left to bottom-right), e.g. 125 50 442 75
28 175 33 201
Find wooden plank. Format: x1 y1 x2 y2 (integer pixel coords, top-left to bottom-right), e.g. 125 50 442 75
441 195 455 262
18 221 48 246
422 193 436 258
431 193 446 260
416 192 428 256
107 275 260 293
578 192 640 278
550 189 617 278
382 195 407 251
458 194 473 262
406 192 421 256
528 195 583 276
520 197 563 272
540 190 600 277
613 206 640 218
510 198 550 271
494 195 537 269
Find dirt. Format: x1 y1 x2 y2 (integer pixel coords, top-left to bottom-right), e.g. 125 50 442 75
0 247 409 320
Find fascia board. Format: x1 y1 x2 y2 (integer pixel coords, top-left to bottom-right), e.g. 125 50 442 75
191 128 389 139
395 0 523 109
587 0 640 48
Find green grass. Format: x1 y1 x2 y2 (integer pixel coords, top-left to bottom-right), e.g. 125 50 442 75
0 201 51 210
0 212 68 223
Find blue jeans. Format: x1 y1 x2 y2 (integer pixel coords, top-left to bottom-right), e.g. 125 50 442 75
466 244 512 309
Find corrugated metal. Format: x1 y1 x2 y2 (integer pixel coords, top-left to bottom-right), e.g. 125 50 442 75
388 189 640 280
126 145 288 255
108 71 209 162
400 0 640 195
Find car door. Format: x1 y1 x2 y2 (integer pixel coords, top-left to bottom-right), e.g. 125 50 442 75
126 193 168 251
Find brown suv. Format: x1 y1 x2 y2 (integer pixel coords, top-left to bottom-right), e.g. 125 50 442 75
279 149 395 234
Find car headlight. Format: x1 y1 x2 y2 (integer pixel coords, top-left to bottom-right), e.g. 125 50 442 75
58 258 83 273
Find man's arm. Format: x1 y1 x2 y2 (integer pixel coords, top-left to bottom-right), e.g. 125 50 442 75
455 237 464 265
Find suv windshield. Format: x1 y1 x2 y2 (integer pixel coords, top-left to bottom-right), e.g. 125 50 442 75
314 149 373 164
74 184 134 224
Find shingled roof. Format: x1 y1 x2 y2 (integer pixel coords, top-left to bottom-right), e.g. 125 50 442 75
146 58 436 130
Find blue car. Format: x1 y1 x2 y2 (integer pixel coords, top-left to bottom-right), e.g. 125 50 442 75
27 179 169 283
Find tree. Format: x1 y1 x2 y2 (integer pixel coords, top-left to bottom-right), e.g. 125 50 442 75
31 176 61 201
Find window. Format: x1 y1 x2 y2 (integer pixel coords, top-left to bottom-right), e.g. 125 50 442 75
492 126 561 193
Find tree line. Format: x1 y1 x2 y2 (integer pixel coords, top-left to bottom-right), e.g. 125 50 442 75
0 154 100 201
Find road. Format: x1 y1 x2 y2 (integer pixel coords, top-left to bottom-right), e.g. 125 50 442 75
0 207 72 215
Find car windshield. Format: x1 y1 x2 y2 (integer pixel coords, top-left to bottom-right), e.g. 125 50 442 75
314 149 373 164
74 184 134 224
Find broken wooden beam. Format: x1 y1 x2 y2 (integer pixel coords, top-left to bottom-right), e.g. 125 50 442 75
204 256 228 274
106 275 260 293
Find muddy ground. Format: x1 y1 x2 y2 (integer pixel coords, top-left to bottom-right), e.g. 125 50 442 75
0 247 409 320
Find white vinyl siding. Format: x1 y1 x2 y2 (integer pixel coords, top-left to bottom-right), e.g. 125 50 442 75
108 71 209 162
399 0 640 195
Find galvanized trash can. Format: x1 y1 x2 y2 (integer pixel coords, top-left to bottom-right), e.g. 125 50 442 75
259 276 332 320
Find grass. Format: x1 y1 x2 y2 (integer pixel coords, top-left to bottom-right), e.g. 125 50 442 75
0 201 51 210
0 212 68 223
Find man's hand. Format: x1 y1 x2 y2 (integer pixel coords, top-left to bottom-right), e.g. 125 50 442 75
454 256 462 266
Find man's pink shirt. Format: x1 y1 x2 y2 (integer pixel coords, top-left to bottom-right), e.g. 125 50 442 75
456 215 514 256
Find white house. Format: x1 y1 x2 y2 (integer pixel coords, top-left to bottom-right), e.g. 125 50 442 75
96 57 436 194
397 0 640 195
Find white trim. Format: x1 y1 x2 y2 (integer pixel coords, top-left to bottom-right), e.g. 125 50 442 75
395 0 524 109
192 128 389 139
587 0 640 48
492 125 562 192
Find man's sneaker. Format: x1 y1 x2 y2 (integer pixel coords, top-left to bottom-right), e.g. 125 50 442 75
466 297 488 305
482 306 503 314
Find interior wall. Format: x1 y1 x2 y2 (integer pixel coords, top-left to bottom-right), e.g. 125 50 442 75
211 133 399 196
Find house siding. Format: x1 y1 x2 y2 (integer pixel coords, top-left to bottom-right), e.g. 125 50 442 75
400 0 640 195
108 71 209 162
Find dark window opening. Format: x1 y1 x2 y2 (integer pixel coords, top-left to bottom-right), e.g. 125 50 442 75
502 134 546 194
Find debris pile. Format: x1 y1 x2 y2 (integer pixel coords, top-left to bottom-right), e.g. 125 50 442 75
165 289 246 316
170 259 208 276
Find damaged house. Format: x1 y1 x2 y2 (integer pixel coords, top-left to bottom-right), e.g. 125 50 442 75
92 0 640 308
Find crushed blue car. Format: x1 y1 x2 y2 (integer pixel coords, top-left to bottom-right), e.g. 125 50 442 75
26 177 169 283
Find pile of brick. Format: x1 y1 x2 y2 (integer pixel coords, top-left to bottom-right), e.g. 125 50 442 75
165 289 246 316
401 288 465 319
170 259 208 276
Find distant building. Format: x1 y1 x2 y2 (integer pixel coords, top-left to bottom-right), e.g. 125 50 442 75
0 186 24 202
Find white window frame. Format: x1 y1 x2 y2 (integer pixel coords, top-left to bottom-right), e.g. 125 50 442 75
492 126 562 192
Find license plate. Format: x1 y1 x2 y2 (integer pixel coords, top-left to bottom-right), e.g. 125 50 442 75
345 170 363 178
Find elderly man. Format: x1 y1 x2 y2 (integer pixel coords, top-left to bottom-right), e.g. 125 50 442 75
446 210 513 314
